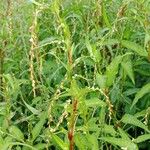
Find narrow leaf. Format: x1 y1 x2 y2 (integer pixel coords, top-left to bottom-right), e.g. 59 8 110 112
131 83 150 109
85 98 106 108
96 73 107 89
9 126 24 141
22 99 40 115
86 134 99 150
38 37 60 47
0 136 4 148
121 114 150 133
133 134 150 143
31 112 47 142
121 40 148 57
102 39 119 46
29 0 42 6
34 143 48 149
51 133 68 150
106 55 122 87
102 2 111 28
103 125 117 136
121 59 135 84
75 133 88 150
101 137 138 150
118 127 131 141
85 38 94 58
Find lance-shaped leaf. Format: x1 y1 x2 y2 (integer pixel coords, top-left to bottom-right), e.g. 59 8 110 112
31 112 47 142
96 73 107 89
133 134 150 143
131 83 150 109
9 126 24 141
106 55 122 87
121 40 148 57
100 137 138 150
118 127 131 141
121 114 150 133
51 133 68 150
121 59 135 84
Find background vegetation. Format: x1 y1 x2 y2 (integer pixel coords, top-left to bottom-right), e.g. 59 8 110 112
0 0 150 149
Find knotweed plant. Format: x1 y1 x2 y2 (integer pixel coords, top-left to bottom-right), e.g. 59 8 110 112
0 0 150 150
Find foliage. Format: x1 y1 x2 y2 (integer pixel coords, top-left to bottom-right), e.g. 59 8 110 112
0 0 150 149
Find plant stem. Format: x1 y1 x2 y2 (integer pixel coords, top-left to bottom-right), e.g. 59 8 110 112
68 99 78 150
0 49 4 101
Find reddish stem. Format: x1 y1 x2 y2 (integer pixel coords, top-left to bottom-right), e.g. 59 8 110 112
68 99 78 150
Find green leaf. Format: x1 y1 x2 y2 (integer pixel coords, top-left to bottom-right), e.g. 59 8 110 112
86 134 99 150
93 47 101 63
29 0 42 6
38 37 60 47
82 57 95 67
133 134 150 143
118 128 131 141
103 125 117 136
0 136 4 148
123 88 139 96
131 83 150 109
121 114 150 133
106 55 122 87
101 39 119 46
75 133 87 150
101 137 138 150
96 73 107 89
121 59 135 84
85 38 94 58
121 40 148 57
85 98 106 108
8 142 37 150
102 2 111 28
34 143 48 149
70 79 89 100
9 125 24 141
134 109 147 118
144 33 150 47
85 38 101 63
4 136 13 143
51 133 68 150
16 146 21 150
2 137 13 150
86 118 99 131
0 143 10 150
31 112 47 142
22 99 40 115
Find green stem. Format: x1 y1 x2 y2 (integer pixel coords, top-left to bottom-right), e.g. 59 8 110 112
0 49 4 101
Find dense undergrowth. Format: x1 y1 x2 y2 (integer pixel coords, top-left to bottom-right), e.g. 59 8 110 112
0 0 150 149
